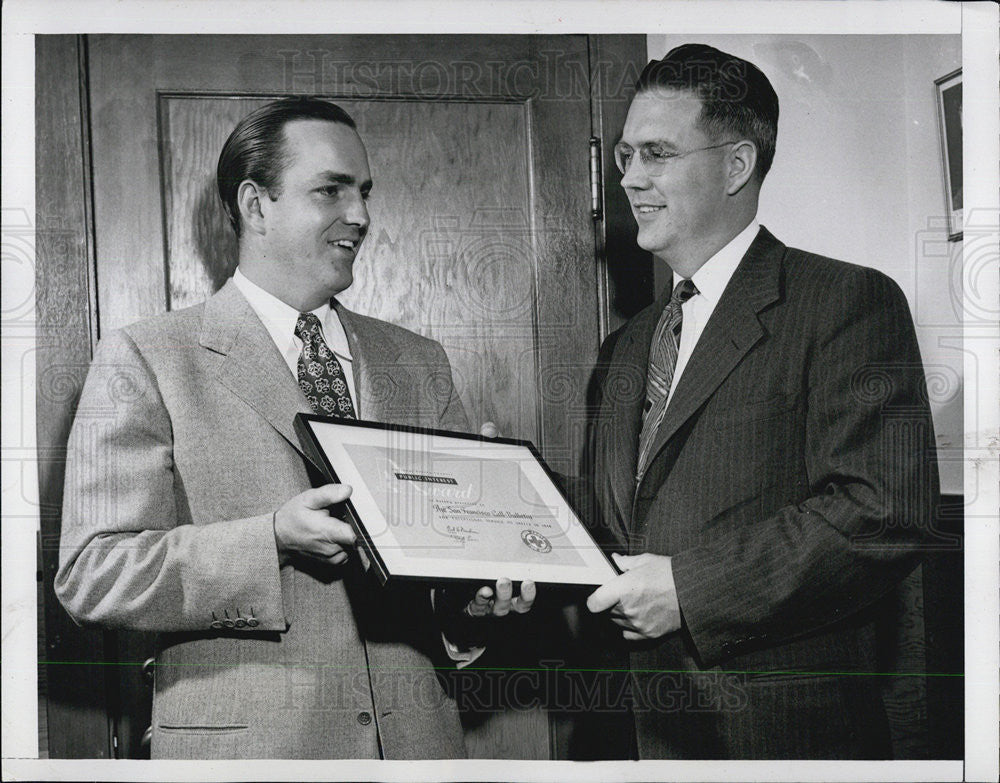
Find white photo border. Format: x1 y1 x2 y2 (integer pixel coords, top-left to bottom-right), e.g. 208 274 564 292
3 2 997 782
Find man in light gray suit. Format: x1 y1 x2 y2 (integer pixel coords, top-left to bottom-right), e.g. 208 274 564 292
56 98 533 759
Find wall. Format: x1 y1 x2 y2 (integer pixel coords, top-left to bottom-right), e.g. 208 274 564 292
644 34 962 492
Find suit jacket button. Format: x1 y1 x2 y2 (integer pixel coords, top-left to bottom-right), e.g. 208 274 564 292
234 618 247 628
222 618 235 628
357 711 372 726
210 620 224 629
246 617 260 628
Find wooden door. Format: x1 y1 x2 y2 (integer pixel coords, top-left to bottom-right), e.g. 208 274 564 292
38 32 642 759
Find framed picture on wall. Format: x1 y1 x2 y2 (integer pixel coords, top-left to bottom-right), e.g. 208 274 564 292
935 68 962 241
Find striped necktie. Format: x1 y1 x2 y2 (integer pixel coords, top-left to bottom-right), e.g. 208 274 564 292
636 278 698 481
294 312 357 418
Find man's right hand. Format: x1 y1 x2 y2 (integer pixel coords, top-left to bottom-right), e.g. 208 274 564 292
273 484 356 567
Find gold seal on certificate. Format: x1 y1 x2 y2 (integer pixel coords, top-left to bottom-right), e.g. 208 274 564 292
294 414 619 588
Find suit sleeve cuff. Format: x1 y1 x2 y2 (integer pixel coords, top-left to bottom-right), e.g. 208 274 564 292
430 588 489 663
670 547 735 667
441 632 487 668
207 513 289 632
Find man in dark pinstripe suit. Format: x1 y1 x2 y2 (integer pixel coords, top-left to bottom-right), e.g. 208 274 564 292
583 44 938 759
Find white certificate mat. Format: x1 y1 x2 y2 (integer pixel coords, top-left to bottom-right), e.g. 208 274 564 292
297 416 619 587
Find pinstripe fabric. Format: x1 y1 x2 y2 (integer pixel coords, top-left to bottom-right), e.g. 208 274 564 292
56 279 470 759
586 227 938 759
636 278 697 481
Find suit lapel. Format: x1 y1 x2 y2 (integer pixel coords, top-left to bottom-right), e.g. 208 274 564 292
604 289 672 532
636 227 785 499
200 280 320 471
334 303 407 423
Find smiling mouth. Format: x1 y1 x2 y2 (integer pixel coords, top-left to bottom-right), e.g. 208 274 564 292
329 239 359 251
634 205 666 214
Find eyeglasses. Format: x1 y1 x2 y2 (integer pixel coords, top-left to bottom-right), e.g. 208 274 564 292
613 140 738 176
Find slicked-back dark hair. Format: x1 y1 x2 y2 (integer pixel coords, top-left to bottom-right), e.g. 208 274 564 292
636 44 779 182
216 97 357 236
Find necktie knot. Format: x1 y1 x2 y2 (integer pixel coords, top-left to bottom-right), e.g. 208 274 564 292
294 312 323 340
672 278 698 305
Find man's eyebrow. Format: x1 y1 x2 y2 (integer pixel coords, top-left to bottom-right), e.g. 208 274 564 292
613 138 678 149
639 139 679 149
313 171 373 190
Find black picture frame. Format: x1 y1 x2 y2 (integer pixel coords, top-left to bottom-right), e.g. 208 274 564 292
935 68 963 241
294 413 620 589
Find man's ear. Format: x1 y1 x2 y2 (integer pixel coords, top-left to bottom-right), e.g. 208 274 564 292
726 140 758 195
236 179 269 236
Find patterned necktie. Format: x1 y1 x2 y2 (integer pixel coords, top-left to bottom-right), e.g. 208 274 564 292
636 278 698 481
294 312 357 418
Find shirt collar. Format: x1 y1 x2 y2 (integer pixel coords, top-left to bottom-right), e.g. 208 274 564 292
232 267 332 337
685 219 760 306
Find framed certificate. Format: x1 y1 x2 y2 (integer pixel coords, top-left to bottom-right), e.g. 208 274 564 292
294 414 619 589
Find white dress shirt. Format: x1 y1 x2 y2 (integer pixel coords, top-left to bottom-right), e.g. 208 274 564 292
666 219 759 406
232 268 359 412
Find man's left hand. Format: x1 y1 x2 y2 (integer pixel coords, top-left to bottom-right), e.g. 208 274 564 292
463 577 536 618
437 578 536 651
586 553 681 640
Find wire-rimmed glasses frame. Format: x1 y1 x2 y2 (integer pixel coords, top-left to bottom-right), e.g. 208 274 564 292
614 140 740 177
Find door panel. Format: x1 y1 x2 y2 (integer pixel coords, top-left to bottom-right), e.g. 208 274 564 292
86 33 600 760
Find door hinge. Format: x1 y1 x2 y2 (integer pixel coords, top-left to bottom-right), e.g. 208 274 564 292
589 136 603 221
